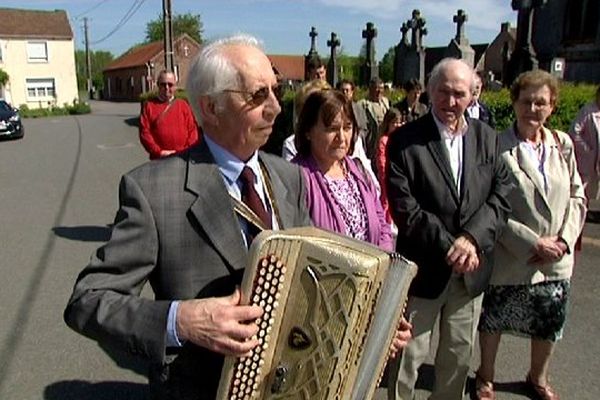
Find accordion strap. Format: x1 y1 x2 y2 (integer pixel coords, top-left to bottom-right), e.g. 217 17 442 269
230 161 282 232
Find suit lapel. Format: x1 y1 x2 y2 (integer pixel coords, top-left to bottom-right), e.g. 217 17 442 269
258 153 294 228
186 141 247 272
425 115 460 203
503 127 551 211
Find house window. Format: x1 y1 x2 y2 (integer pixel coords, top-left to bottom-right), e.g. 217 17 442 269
27 41 49 62
26 78 55 99
0 42 3 62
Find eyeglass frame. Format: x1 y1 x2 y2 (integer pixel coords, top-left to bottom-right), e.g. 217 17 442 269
157 81 176 88
222 85 280 107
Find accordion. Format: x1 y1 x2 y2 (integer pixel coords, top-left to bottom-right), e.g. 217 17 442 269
217 227 417 400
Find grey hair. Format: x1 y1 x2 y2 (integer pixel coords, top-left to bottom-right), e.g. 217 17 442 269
427 58 476 95
186 33 264 126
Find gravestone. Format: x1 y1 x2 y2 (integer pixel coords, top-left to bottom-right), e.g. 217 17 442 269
504 0 548 85
397 10 427 87
327 32 340 87
445 9 475 67
393 23 410 87
305 26 321 80
360 22 379 86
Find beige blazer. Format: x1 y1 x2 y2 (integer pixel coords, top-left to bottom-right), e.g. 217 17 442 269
491 126 586 286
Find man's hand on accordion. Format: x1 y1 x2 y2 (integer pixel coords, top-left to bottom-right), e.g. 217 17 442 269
389 317 413 359
176 288 264 357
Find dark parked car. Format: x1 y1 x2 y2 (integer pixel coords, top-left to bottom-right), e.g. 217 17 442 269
0 100 24 140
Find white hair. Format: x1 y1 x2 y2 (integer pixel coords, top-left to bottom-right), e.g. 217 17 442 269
427 58 476 96
186 33 265 126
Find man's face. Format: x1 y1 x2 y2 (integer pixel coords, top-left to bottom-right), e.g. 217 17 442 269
472 76 482 101
369 82 384 102
430 63 473 128
310 65 327 81
214 45 282 161
157 72 177 101
340 83 354 101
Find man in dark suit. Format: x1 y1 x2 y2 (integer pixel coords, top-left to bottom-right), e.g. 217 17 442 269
386 58 512 400
64 34 311 400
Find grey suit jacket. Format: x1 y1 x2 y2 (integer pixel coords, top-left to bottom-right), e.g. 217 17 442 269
64 139 311 399
386 113 512 299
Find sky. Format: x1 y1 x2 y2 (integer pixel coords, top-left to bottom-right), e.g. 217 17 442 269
3 0 517 61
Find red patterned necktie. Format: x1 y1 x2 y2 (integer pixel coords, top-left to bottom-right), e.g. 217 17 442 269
239 166 272 230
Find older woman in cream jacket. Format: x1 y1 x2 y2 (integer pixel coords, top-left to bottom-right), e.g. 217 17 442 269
474 70 586 400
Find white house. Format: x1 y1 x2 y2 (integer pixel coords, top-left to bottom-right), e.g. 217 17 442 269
0 8 78 109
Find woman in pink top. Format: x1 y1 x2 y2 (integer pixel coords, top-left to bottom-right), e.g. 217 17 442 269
375 108 405 223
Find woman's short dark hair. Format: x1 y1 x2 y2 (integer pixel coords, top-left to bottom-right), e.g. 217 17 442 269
295 89 357 157
510 70 560 105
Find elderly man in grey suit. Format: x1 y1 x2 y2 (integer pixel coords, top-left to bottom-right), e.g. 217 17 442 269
386 58 512 400
64 34 311 400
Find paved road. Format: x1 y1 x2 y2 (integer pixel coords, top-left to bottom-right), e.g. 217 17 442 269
0 101 598 399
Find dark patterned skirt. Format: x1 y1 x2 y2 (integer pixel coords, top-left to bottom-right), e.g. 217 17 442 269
478 280 570 342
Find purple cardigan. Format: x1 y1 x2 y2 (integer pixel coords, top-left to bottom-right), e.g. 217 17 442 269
294 155 393 251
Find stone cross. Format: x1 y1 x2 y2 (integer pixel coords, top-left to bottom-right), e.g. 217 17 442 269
453 9 467 42
362 22 377 64
400 22 409 45
504 0 547 85
327 32 340 58
327 32 340 87
407 9 427 50
309 26 318 55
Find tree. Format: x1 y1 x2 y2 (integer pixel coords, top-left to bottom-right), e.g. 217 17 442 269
74 50 114 91
145 12 203 44
378 46 396 83
0 67 8 86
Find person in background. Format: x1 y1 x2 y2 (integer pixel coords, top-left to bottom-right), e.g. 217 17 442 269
64 34 311 400
139 70 199 159
569 85 600 220
386 58 512 400
475 70 586 400
338 78 369 143
306 55 327 81
394 78 428 123
359 76 391 160
375 107 404 225
466 71 495 129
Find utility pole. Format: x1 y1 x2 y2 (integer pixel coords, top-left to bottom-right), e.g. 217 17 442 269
163 0 174 73
84 17 93 99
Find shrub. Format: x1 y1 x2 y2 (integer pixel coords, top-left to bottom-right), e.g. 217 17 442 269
18 100 91 118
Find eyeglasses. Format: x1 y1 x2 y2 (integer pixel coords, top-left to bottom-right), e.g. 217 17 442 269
158 82 175 88
516 99 551 110
223 85 278 106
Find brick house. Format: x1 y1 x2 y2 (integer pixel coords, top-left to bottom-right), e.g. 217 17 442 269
102 34 201 101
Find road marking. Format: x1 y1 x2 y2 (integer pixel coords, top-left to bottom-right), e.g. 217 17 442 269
97 143 137 150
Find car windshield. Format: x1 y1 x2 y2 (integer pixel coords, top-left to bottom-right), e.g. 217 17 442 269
0 101 12 112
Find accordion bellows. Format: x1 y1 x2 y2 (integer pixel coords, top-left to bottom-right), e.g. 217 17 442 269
217 227 417 400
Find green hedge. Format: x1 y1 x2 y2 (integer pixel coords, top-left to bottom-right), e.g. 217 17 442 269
482 83 597 132
19 100 91 118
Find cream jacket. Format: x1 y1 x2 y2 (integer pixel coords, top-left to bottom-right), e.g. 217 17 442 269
491 127 586 285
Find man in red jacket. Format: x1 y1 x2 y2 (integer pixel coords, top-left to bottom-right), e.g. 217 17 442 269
139 70 199 159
